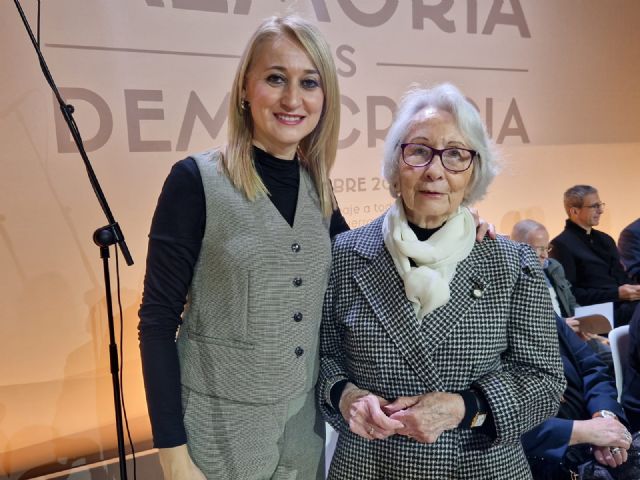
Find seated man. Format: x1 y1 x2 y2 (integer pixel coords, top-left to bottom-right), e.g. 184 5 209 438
522 315 638 480
511 219 612 371
550 185 640 326
619 218 640 283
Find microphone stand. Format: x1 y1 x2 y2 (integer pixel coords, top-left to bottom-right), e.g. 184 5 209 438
13 1 133 478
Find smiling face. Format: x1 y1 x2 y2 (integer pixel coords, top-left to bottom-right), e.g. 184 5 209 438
243 34 324 160
397 108 474 228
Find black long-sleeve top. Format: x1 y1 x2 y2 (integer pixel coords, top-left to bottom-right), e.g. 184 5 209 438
138 147 349 447
550 220 634 306
550 219 640 326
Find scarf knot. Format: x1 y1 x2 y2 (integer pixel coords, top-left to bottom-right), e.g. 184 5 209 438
382 199 476 323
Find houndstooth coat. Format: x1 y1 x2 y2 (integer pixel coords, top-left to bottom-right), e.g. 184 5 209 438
317 215 566 480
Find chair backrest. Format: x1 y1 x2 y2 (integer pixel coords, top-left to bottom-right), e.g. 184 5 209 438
325 423 338 478
609 325 631 402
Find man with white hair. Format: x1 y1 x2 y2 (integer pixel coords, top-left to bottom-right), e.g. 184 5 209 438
511 219 611 370
512 219 576 318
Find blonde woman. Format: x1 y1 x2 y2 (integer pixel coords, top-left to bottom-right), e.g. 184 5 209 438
138 15 345 479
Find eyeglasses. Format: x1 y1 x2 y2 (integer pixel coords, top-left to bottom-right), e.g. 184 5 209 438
580 202 606 211
533 245 553 255
399 143 477 172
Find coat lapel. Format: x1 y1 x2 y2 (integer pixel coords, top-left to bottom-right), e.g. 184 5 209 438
352 218 494 391
420 242 492 351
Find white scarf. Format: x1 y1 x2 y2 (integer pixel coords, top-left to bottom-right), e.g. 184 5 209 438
382 198 476 323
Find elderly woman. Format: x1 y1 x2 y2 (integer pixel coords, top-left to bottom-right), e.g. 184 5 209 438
317 83 566 479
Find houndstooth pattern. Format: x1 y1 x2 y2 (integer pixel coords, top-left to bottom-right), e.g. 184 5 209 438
317 215 566 480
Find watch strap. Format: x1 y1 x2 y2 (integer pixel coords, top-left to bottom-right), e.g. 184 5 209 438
458 390 479 429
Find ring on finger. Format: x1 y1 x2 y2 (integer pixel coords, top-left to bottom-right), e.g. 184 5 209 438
368 426 375 435
611 447 621 455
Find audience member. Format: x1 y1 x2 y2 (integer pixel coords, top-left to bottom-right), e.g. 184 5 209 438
619 218 640 283
512 219 613 372
522 315 639 480
550 185 640 326
512 219 576 317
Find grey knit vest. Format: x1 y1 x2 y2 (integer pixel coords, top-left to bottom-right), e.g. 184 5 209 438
176 150 331 404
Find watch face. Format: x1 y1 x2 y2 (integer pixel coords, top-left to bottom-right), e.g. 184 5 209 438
471 412 487 428
598 410 616 419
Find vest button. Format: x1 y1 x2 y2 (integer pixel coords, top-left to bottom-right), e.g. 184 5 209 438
293 277 303 287
293 312 303 322
295 346 304 357
291 243 301 252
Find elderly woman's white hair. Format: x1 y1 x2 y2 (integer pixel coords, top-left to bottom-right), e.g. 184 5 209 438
382 83 499 205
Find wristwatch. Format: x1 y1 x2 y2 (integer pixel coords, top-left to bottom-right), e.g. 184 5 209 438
471 410 487 428
593 409 617 419
459 389 487 428
470 391 487 428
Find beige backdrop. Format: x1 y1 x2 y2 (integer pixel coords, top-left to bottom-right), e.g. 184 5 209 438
1 0 639 477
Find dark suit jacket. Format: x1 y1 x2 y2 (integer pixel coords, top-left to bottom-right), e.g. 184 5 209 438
545 258 578 317
318 215 565 480
522 315 625 463
619 218 640 283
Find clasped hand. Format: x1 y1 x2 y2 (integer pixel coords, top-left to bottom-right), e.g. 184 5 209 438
339 383 464 443
586 417 633 469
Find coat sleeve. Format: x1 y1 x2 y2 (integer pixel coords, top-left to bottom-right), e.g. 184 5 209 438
619 223 640 283
557 317 624 419
522 316 626 462
474 243 566 445
521 417 573 463
316 237 353 433
621 310 640 432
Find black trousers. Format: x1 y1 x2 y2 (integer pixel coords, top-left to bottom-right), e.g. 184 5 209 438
614 301 640 327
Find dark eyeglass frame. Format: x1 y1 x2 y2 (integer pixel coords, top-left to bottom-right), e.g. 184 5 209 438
399 143 478 173
580 202 606 211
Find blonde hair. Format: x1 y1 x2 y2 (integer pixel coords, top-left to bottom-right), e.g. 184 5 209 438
223 15 340 217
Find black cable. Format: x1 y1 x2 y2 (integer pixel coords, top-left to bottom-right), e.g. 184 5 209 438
116 247 137 479
13 0 134 267
13 2 135 477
